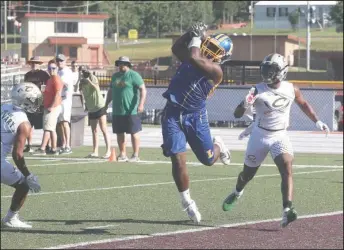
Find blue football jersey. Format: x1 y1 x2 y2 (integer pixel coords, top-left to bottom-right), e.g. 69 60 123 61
162 62 218 111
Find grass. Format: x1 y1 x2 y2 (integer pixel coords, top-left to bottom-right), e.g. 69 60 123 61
1 147 343 249
105 38 171 62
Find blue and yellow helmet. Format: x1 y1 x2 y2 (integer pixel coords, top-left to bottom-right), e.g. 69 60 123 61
201 33 233 64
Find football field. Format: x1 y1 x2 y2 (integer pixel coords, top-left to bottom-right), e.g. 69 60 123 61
1 147 343 249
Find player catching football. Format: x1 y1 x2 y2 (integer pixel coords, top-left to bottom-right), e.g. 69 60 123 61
1 82 42 228
222 53 330 228
161 22 232 224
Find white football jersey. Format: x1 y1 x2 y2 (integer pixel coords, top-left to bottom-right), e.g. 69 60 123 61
1 104 29 157
58 67 74 102
253 81 295 131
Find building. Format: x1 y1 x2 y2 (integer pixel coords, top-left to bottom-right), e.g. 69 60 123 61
254 1 337 29
21 13 110 68
168 34 306 65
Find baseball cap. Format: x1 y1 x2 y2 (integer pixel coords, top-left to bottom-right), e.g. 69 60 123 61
56 54 66 62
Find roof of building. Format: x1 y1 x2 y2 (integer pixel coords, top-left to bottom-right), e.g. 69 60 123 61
23 13 109 20
255 1 337 6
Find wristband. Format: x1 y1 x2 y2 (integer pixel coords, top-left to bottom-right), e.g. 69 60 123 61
187 37 202 49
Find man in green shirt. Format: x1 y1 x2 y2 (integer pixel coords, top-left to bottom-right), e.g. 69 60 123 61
105 56 147 162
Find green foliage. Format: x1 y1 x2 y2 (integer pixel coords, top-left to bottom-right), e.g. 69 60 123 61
288 10 300 31
13 1 251 37
329 1 343 25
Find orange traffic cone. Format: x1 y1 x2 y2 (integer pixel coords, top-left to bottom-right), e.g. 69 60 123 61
108 148 117 162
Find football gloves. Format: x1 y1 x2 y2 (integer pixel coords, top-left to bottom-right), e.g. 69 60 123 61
26 173 41 193
189 22 208 39
243 87 258 109
316 120 330 135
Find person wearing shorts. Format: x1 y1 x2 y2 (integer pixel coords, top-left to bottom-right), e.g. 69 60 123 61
56 54 74 154
33 59 63 156
23 56 50 152
105 56 147 162
79 66 111 159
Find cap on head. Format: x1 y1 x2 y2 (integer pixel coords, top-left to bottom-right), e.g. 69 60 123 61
115 56 132 68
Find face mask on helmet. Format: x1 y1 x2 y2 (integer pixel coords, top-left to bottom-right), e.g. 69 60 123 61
11 83 43 113
260 62 288 84
201 35 232 64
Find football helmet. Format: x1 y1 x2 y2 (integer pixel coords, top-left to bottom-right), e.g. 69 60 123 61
11 82 43 113
260 53 289 84
201 33 233 64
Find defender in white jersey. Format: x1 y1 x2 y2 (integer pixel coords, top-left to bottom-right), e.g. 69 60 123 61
1 82 42 228
222 53 330 228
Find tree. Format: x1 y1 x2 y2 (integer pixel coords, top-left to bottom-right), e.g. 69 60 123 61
288 9 300 31
329 1 343 32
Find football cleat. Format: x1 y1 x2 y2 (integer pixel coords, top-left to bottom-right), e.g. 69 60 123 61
213 136 231 165
183 200 201 224
1 214 32 229
281 207 297 228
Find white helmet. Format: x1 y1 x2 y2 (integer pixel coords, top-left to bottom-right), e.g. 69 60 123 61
260 53 288 84
11 82 43 113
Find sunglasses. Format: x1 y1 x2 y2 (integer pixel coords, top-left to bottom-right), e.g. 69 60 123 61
48 67 57 70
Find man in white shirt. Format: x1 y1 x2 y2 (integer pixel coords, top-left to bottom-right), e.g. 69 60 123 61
71 60 80 93
56 54 74 154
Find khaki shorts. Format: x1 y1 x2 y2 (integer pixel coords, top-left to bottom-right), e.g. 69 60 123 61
43 105 62 131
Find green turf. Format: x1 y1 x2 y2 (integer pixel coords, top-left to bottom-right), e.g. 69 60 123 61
1 147 343 249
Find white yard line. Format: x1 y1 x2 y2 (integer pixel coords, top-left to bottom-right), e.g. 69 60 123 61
10 156 343 169
1 169 342 199
43 210 343 249
84 224 120 230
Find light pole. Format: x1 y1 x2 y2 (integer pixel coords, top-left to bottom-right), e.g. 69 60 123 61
306 1 311 71
116 2 119 49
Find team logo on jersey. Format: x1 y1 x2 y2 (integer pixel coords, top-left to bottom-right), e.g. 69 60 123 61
264 95 290 114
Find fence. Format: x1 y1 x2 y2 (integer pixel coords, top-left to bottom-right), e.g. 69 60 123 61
1 67 339 131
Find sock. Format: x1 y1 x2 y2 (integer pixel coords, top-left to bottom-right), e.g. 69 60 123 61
234 187 244 196
283 201 292 209
5 209 18 220
180 189 192 206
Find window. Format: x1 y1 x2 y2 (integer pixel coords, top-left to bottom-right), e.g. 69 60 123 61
279 7 288 17
57 46 63 55
69 47 77 58
54 22 78 33
266 7 276 17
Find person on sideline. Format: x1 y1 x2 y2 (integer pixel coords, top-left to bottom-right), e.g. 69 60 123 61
71 60 80 93
79 66 111 158
222 53 330 228
105 56 147 162
56 54 74 154
23 56 50 153
1 82 42 228
33 59 63 156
